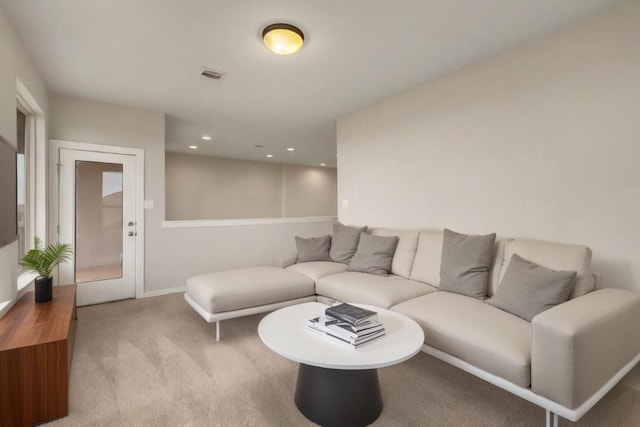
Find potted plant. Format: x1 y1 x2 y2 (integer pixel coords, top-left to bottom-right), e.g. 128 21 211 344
20 237 73 303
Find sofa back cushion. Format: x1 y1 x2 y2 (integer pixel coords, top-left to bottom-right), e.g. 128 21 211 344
371 228 419 278
410 230 506 291
410 230 444 286
487 254 576 321
348 232 399 275
439 229 496 300
497 238 594 299
487 238 509 297
295 235 331 262
329 223 367 264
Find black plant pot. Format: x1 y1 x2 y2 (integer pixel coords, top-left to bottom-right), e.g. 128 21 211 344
34 276 53 303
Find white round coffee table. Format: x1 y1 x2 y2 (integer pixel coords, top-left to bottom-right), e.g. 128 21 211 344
258 302 424 426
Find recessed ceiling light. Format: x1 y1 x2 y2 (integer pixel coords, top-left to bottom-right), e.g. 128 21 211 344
287 147 295 152
189 145 198 150
320 163 326 167
201 135 212 140
266 154 273 158
262 23 304 55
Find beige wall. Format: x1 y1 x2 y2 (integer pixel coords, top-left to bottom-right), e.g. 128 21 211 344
0 8 48 303
165 153 283 220
337 0 640 292
50 94 333 294
283 164 337 217
166 152 337 220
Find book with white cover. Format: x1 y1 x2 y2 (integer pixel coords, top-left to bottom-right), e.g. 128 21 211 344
305 323 386 348
306 316 385 346
307 316 384 340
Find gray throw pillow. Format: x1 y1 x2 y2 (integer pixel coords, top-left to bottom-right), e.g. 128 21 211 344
439 229 496 300
329 223 368 264
295 235 332 262
348 233 399 276
487 254 576 321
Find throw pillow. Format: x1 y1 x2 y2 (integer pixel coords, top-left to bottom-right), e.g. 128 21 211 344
329 223 368 264
487 254 576 321
439 228 496 300
348 232 399 276
295 235 332 262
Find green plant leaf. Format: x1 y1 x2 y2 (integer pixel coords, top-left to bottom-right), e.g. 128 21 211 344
20 237 73 278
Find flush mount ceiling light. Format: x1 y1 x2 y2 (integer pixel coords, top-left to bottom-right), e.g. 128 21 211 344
262 23 304 55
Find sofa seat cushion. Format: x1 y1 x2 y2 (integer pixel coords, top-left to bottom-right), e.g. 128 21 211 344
392 291 532 388
315 272 436 309
286 261 348 281
186 267 315 314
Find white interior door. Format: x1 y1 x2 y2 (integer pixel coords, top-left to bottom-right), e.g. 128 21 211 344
58 148 138 306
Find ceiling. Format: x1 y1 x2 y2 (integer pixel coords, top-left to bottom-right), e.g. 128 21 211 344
1 0 624 168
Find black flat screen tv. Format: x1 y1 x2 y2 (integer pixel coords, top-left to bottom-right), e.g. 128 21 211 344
0 134 17 249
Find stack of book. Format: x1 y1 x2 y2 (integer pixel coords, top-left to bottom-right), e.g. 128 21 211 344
306 303 385 348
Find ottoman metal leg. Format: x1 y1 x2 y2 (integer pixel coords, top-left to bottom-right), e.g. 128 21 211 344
294 363 383 427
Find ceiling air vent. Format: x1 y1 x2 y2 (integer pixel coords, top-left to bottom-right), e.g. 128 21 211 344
200 67 225 80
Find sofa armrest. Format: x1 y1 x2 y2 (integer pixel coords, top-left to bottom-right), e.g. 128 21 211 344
531 288 640 409
274 253 297 268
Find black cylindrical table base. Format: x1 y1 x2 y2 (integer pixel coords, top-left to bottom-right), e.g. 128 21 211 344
294 363 383 427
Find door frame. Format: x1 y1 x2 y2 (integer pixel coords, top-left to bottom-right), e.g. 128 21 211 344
49 139 145 299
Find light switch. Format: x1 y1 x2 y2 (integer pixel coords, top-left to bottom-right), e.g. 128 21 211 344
342 199 349 208
144 200 155 209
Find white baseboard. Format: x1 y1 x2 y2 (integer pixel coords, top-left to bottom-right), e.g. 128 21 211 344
141 286 185 298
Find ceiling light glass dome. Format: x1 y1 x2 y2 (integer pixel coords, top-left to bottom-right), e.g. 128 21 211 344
262 23 304 55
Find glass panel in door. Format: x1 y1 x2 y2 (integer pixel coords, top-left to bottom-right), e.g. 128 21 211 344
74 161 123 283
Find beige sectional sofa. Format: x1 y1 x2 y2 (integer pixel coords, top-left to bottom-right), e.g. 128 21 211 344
185 227 640 426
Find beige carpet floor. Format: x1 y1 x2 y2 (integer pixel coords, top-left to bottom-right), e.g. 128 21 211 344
46 293 640 426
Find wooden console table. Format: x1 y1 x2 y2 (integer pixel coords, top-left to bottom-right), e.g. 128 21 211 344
0 284 77 426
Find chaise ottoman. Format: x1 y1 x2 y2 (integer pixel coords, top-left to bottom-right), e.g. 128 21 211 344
185 266 316 341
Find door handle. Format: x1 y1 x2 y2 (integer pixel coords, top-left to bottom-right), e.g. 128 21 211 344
128 231 136 237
